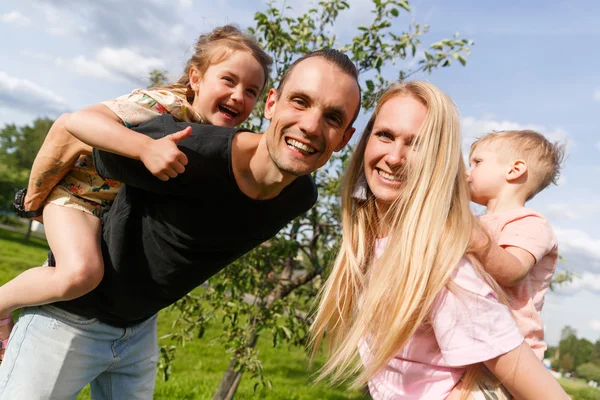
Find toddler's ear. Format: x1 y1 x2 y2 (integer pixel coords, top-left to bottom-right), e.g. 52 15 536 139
506 159 527 182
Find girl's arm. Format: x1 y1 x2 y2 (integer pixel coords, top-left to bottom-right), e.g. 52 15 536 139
24 113 92 213
66 104 191 181
484 341 569 399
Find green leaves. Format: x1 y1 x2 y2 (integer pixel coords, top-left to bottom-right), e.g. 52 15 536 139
147 69 168 88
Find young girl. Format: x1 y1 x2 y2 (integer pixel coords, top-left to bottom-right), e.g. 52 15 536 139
0 25 272 356
310 82 568 399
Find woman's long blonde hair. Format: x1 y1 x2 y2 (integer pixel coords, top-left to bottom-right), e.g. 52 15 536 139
310 81 501 392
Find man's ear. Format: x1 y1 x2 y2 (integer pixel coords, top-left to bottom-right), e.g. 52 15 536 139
334 127 356 152
189 67 202 93
263 88 278 121
506 159 527 182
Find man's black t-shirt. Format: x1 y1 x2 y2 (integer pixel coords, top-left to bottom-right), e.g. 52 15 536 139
56 115 317 327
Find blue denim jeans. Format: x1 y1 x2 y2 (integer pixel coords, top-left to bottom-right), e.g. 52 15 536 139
0 305 158 399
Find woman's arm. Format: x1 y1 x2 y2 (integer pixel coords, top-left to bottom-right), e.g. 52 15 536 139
24 113 92 213
484 341 569 399
65 105 190 181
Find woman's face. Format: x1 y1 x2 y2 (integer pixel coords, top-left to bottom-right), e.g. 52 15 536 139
363 95 428 211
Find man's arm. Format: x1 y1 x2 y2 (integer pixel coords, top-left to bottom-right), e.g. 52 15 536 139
24 113 92 213
66 105 190 181
470 224 536 287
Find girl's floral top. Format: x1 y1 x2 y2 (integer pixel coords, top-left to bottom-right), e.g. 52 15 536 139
49 87 202 214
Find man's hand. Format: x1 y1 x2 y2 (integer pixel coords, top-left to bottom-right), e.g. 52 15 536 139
139 127 192 181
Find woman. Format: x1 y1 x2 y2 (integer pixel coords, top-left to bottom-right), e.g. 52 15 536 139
310 81 568 399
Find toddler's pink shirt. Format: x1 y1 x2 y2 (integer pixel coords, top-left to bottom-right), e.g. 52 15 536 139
359 239 523 400
479 207 558 359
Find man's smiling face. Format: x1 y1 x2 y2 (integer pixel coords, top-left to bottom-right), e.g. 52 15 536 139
263 56 360 177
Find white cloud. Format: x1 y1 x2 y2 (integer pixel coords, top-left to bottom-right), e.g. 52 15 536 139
546 203 600 220
546 204 580 220
554 272 600 296
23 48 166 84
552 227 600 284
591 320 600 331
179 0 193 8
0 10 31 26
461 116 570 152
594 88 600 102
96 48 166 81
27 0 190 54
0 71 69 116
555 227 600 260
37 3 88 37
56 56 119 82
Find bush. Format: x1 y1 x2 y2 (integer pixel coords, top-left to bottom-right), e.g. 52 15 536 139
578 363 600 383
0 214 26 228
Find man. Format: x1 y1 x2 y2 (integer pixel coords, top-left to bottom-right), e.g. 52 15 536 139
0 49 361 399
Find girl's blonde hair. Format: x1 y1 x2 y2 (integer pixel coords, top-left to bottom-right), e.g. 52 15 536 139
310 81 504 396
161 25 273 103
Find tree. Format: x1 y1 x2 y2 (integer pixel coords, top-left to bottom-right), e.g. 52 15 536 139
555 327 598 374
148 69 169 88
158 0 474 398
576 339 596 369
561 325 578 341
560 353 575 373
550 255 579 291
0 118 53 212
545 345 557 360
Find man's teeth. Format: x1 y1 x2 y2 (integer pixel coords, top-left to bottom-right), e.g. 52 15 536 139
378 170 402 182
286 139 316 155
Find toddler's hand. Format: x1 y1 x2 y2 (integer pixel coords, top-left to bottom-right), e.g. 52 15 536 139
470 222 490 253
140 127 192 181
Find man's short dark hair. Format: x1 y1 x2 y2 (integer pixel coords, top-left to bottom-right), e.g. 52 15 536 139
276 49 362 129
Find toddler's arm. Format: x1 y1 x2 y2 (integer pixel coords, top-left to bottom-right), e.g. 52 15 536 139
66 105 191 181
471 224 536 287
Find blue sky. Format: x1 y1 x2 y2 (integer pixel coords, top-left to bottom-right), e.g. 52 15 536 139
0 0 598 346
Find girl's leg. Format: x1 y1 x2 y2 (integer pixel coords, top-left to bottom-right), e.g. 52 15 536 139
0 204 104 357
24 113 92 213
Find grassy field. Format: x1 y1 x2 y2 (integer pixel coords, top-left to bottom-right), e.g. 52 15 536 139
560 378 600 400
4 227 599 399
0 227 367 399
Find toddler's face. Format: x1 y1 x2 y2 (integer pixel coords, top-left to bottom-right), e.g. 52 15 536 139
466 144 510 206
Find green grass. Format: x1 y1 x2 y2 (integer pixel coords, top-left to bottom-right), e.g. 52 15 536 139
559 378 600 400
4 227 600 399
0 228 367 399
